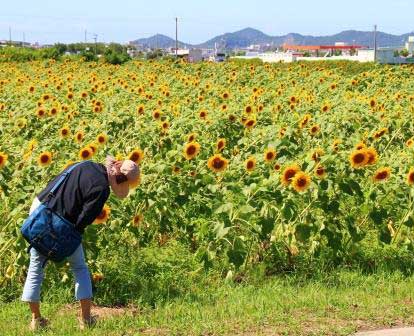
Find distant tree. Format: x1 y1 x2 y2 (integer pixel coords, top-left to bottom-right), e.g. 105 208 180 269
400 49 409 57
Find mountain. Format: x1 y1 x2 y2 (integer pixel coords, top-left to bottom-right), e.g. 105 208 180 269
131 34 189 49
131 29 414 49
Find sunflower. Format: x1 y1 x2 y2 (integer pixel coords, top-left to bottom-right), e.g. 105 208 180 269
281 164 301 186
183 142 201 160
74 131 84 144
299 114 311 128
49 107 58 116
216 138 226 152
349 149 369 168
128 149 144 164
36 108 46 118
291 171 311 192
373 127 387 139
0 152 8 169
207 154 229 173
37 151 53 167
279 127 286 138
355 142 366 150
199 110 208 119
96 133 108 145
321 104 330 113
137 104 145 115
407 168 414 185
245 157 256 172
244 118 256 129
273 162 281 171
152 109 161 120
406 138 414 148
365 147 378 165
161 121 170 131
314 165 326 179
245 105 253 114
373 167 391 182
79 147 93 160
222 92 230 99
59 126 70 138
309 124 320 136
94 204 111 224
220 104 228 112
88 143 98 155
129 175 141 189
16 118 27 129
264 148 277 162
92 272 104 282
132 213 144 227
187 133 197 143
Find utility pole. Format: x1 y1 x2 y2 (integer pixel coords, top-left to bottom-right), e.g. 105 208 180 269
373 24 377 62
175 17 178 58
93 34 98 56
84 30 87 43
9 27 11 45
23 32 26 47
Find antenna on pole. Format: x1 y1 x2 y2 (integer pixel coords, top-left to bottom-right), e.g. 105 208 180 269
175 17 178 58
373 24 377 62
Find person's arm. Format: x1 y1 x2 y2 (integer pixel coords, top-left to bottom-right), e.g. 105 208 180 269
75 187 110 233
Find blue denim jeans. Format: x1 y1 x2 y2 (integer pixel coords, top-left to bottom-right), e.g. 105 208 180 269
21 198 92 302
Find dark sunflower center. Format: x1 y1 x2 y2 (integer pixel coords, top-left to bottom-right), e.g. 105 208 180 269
354 153 365 164
213 158 224 169
247 161 254 169
297 178 307 187
40 155 49 163
187 146 196 156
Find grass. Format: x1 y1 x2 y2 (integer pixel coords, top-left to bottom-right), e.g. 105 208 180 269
2 270 414 335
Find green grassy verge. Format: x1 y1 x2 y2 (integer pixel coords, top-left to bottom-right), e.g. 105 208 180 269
1 270 414 335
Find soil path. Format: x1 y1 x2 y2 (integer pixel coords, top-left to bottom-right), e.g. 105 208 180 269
355 327 414 335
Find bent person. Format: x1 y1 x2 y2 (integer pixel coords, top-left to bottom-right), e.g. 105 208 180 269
21 156 139 331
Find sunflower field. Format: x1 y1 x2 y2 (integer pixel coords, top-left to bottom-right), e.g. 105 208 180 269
1 58 414 297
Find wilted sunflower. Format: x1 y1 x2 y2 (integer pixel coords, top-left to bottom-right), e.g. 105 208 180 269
94 204 110 224
128 149 144 164
245 157 256 172
132 213 144 227
373 167 391 182
332 139 342 152
0 152 8 169
299 114 311 128
129 175 141 189
216 138 226 152
38 151 52 167
79 147 93 160
281 164 301 186
349 149 369 168
96 133 108 145
172 165 181 175
183 142 201 160
373 127 387 139
311 148 324 162
407 168 414 185
59 126 70 138
264 148 277 162
291 171 311 192
207 154 229 173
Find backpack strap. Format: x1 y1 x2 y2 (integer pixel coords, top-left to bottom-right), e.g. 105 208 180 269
46 161 90 201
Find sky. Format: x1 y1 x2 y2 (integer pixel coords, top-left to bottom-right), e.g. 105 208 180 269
1 0 413 44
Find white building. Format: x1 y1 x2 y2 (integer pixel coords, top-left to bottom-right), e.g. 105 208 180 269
406 36 414 54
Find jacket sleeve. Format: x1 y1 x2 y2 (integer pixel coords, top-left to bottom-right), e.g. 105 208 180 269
75 186 110 232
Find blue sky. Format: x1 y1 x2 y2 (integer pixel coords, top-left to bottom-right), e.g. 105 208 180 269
1 0 413 44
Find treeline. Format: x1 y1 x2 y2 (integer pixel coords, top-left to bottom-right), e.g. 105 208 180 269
0 42 133 64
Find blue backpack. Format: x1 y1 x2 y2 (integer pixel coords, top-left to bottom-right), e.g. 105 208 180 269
21 162 86 263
